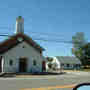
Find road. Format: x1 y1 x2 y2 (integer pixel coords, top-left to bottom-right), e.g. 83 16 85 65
0 71 90 90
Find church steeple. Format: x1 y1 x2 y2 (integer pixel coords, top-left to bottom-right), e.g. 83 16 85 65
15 16 24 34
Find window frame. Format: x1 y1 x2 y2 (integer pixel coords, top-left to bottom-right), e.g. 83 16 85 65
33 60 37 66
9 60 13 66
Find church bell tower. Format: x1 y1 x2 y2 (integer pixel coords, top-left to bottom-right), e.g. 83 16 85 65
15 16 24 34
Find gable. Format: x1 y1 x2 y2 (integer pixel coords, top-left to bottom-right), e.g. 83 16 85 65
4 41 41 56
0 33 45 54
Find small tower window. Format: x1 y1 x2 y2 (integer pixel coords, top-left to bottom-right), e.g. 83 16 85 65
33 60 36 66
9 60 13 66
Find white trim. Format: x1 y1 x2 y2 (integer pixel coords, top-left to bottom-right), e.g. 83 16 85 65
1 57 4 73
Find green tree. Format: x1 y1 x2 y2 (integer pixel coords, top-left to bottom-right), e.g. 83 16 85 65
82 43 90 66
72 32 87 66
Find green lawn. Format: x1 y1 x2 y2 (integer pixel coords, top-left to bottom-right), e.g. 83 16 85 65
64 69 90 72
80 69 90 72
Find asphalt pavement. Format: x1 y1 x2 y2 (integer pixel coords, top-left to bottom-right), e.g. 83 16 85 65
0 71 90 90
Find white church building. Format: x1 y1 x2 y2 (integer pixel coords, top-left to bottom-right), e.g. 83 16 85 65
0 16 46 73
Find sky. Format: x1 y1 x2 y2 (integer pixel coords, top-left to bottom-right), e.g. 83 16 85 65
0 0 90 56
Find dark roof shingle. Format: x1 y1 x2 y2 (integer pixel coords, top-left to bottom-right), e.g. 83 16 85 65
0 33 45 54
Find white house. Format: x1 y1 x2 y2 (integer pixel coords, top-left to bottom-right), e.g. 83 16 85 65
55 56 81 70
46 56 81 71
0 16 46 73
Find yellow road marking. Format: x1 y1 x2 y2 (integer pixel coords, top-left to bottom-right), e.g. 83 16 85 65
21 84 76 90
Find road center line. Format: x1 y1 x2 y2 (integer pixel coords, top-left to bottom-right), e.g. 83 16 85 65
21 84 76 90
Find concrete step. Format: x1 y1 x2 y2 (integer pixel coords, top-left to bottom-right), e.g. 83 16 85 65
0 73 16 77
0 72 6 77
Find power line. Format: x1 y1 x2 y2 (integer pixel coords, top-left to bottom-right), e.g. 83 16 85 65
0 34 9 36
0 34 72 44
0 28 80 44
0 26 71 39
33 38 72 44
0 27 68 38
0 28 72 43
0 26 14 29
0 34 82 44
26 31 68 38
0 27 70 41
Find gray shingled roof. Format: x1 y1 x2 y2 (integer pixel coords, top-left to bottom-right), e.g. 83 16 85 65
56 56 81 64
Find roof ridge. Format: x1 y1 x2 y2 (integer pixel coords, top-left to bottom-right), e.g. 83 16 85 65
0 33 45 54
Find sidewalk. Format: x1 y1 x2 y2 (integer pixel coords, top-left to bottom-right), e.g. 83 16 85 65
63 70 80 72
16 72 65 78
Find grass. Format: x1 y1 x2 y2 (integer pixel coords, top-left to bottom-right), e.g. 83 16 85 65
80 69 90 72
64 69 90 72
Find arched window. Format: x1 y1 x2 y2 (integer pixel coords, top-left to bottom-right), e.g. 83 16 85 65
9 60 13 66
33 60 36 66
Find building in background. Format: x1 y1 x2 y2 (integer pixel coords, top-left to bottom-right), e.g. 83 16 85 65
56 56 81 70
46 56 81 72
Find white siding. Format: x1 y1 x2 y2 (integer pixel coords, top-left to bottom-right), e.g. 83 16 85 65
2 41 44 73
